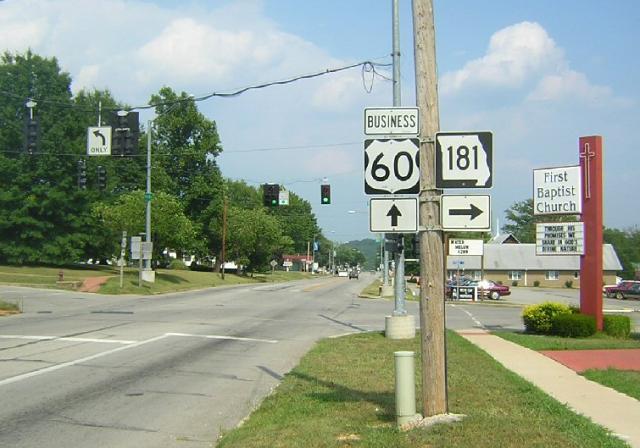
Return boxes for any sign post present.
[579,136,603,330]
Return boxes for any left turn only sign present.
[369,197,418,233]
[87,126,112,156]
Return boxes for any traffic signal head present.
[321,184,331,204]
[97,165,107,191]
[77,159,87,189]
[263,184,279,206]
[24,118,39,155]
[111,111,139,156]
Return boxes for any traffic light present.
[77,159,87,189]
[111,111,139,156]
[263,184,279,206]
[321,184,331,204]
[24,118,39,155]
[97,165,107,191]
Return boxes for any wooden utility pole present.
[221,196,227,280]
[413,0,447,416]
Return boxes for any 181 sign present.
[436,132,493,188]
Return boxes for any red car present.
[475,280,511,300]
[605,281,640,299]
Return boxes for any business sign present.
[449,239,484,256]
[450,286,477,301]
[369,197,419,233]
[435,131,493,188]
[364,138,420,194]
[364,107,419,136]
[87,126,112,156]
[533,165,582,215]
[536,222,584,255]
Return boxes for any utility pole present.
[392,0,406,315]
[142,119,155,282]
[221,195,227,280]
[413,0,447,416]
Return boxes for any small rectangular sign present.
[141,242,153,260]
[87,126,112,156]
[533,165,582,215]
[130,236,141,260]
[441,195,491,231]
[536,222,584,255]
[449,239,484,256]
[364,107,419,136]
[451,286,477,301]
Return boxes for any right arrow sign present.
[441,195,491,231]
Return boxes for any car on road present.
[604,280,640,299]
[348,269,359,279]
[613,282,640,300]
[476,280,511,300]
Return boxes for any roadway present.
[0,275,638,447]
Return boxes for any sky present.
[1,0,638,243]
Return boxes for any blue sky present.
[1,0,638,242]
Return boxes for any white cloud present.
[304,149,357,176]
[440,21,563,94]
[527,70,630,106]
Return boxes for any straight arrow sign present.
[441,195,491,231]
[370,197,418,233]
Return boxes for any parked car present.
[348,269,359,279]
[604,280,640,299]
[613,282,640,300]
[475,280,511,300]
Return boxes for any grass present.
[494,331,640,351]
[0,299,20,315]
[0,264,315,295]
[360,279,419,301]
[582,368,640,401]
[216,331,626,448]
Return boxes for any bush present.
[551,313,597,338]
[190,262,213,272]
[564,279,573,289]
[511,280,518,287]
[533,280,540,287]
[522,302,572,334]
[168,259,188,270]
[603,315,631,339]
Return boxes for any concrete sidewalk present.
[458,329,640,448]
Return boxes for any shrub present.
[533,280,540,287]
[551,313,597,338]
[190,262,213,272]
[603,315,631,339]
[564,279,573,289]
[168,259,188,270]
[522,302,572,334]
[511,280,518,287]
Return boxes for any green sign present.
[144,193,153,202]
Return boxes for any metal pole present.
[392,0,406,315]
[145,120,152,270]
[413,0,447,416]
[221,195,227,280]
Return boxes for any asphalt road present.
[1,276,638,447]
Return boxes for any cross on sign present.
[579,142,595,199]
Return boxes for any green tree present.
[150,87,224,259]
[503,199,577,243]
[93,190,196,262]
[604,227,640,279]
[335,245,365,267]
[269,190,320,253]
[226,206,290,273]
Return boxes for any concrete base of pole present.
[385,315,416,339]
[380,284,394,297]
[399,413,466,432]
[140,269,155,283]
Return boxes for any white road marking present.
[0,335,136,344]
[166,332,278,344]
[450,304,485,329]
[0,334,170,387]
[0,332,278,387]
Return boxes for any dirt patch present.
[79,276,113,293]
[541,349,640,372]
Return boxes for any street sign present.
[130,236,141,260]
[364,138,420,194]
[370,197,418,233]
[435,131,492,188]
[536,222,584,255]
[533,165,581,215]
[449,239,484,256]
[450,286,477,301]
[279,189,289,206]
[441,195,491,231]
[141,242,153,260]
[364,107,419,136]
[87,126,112,156]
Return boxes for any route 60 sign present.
[364,138,420,195]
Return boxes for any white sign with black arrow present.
[87,126,112,156]
[441,195,491,231]
[369,197,418,233]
